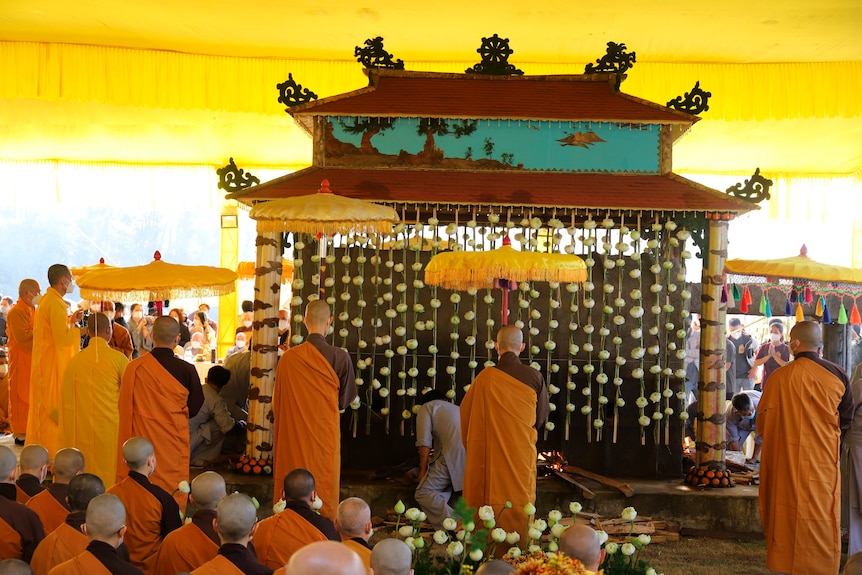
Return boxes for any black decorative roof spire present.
[355,37,405,69]
[466,34,524,76]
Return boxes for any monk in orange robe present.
[27,448,85,534]
[16,444,49,503]
[335,497,372,574]
[369,539,411,575]
[31,473,105,575]
[6,278,40,442]
[117,316,203,510]
[154,471,225,575]
[284,542,365,575]
[758,321,853,575]
[0,444,45,562]
[461,326,550,547]
[191,493,272,575]
[108,438,182,575]
[29,265,84,457]
[273,300,356,519]
[0,351,11,435]
[253,469,340,569]
[49,492,144,575]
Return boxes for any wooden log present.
[562,465,636,497]
[552,470,596,499]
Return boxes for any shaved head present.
[496,326,524,355]
[67,473,106,512]
[845,551,862,575]
[85,493,126,541]
[191,471,227,510]
[152,316,180,346]
[475,560,516,575]
[0,559,33,575]
[284,468,315,502]
[559,525,602,571]
[215,493,258,544]
[122,437,154,471]
[789,320,822,352]
[0,446,17,482]
[18,279,39,299]
[336,497,370,538]
[19,445,49,474]
[370,538,412,575]
[87,312,112,339]
[53,448,85,483]
[286,541,365,575]
[303,300,332,333]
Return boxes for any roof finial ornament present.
[276,73,318,111]
[354,37,405,70]
[217,158,260,194]
[584,41,636,90]
[466,34,524,76]
[666,81,712,115]
[725,168,773,204]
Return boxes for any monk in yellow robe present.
[0,444,45,562]
[117,316,203,510]
[16,444,49,503]
[49,492,145,575]
[61,313,128,486]
[335,497,373,574]
[28,265,83,457]
[31,473,105,575]
[253,469,340,569]
[108,438,182,575]
[461,326,550,547]
[27,448,85,534]
[7,279,40,442]
[154,471,225,575]
[758,321,853,575]
[191,493,272,575]
[273,300,356,519]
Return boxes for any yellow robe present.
[461,366,538,547]
[28,286,80,457]
[61,338,128,486]
[7,299,35,435]
[757,357,846,575]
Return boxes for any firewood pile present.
[561,513,681,543]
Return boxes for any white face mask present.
[278,320,290,331]
[770,333,782,343]
[65,279,76,295]
[235,338,247,348]
[243,320,253,328]
[0,305,8,315]
[31,294,41,306]
[132,311,143,320]
[729,330,741,339]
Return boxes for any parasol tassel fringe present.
[255,219,396,236]
[425,267,587,290]
[823,300,832,323]
[795,302,804,322]
[851,304,862,325]
[838,304,848,325]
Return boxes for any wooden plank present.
[552,470,596,499]
[562,465,636,497]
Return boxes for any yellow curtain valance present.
[2,42,860,122]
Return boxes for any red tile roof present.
[230,167,756,214]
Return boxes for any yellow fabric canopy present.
[249,179,399,236]
[70,258,113,278]
[725,245,862,285]
[236,259,294,282]
[77,251,238,301]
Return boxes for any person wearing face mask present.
[749,320,790,391]
[6,279,41,445]
[225,333,247,358]
[168,309,191,348]
[277,309,290,355]
[27,264,85,458]
[727,318,758,393]
[127,304,153,359]
[0,351,10,435]
[725,390,762,465]
[0,296,13,345]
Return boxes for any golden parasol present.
[236,259,294,283]
[70,258,114,278]
[726,245,862,286]
[425,236,587,324]
[76,251,238,302]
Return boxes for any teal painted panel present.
[326,116,660,173]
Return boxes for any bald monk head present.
[789,320,822,355]
[18,279,40,307]
[0,446,18,483]
[335,497,372,541]
[303,300,332,336]
[190,471,227,510]
[214,493,258,546]
[83,493,127,548]
[370,538,413,575]
[19,445,49,481]
[495,326,525,356]
[87,312,113,341]
[52,448,86,484]
[0,559,33,575]
[559,524,604,572]
[121,437,156,476]
[286,541,365,575]
[67,473,106,513]
[844,551,862,575]
[283,468,316,504]
[474,560,515,575]
[152,316,181,348]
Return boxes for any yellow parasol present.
[425,236,587,324]
[70,258,114,278]
[76,251,238,302]
[726,245,862,286]
[236,259,294,283]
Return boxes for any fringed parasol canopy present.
[70,258,113,278]
[726,244,862,293]
[249,179,399,236]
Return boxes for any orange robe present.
[461,367,538,544]
[27,487,70,534]
[273,343,341,519]
[0,515,24,560]
[31,523,88,575]
[0,372,10,434]
[7,299,35,435]
[108,324,134,360]
[191,554,243,575]
[117,353,190,509]
[28,286,80,456]
[341,539,371,574]
[107,476,165,574]
[758,357,846,575]
[153,518,218,575]
[252,509,328,569]
[48,550,112,575]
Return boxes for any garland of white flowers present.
[627,220,646,445]
[581,216,597,440]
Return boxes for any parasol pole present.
[497,235,515,325]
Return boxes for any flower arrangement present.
[597,506,665,575]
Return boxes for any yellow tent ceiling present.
[1,0,861,177]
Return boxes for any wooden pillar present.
[696,219,728,471]
[246,224,282,459]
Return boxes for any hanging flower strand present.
[627,221,647,444]
[581,215,597,440]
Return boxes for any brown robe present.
[0,484,46,561]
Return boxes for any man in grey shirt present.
[726,390,762,465]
